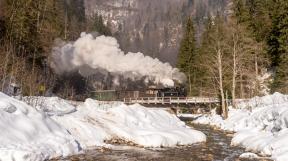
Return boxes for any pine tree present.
[0,19,4,41]
[177,17,195,73]
[234,0,250,23]
[63,0,86,40]
[270,0,288,93]
[197,16,215,96]
[176,17,197,95]
[89,14,112,36]
[248,0,271,42]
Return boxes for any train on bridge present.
[90,86,219,105]
[90,86,187,101]
[90,86,219,114]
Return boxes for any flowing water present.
[54,123,272,161]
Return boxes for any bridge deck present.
[124,97,220,105]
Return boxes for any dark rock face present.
[86,0,228,65]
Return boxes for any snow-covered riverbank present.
[189,93,288,161]
[48,98,206,149]
[0,93,79,161]
[0,93,205,161]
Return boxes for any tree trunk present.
[217,49,228,119]
[254,53,259,96]
[64,10,68,40]
[29,50,37,96]
[188,72,192,96]
[226,90,229,109]
[240,73,244,98]
[232,42,237,107]
[1,46,10,91]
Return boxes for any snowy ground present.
[0,93,79,161]
[187,93,288,161]
[0,93,205,161]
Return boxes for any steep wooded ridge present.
[84,0,228,65]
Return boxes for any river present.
[53,123,272,161]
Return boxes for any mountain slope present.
[85,0,228,65]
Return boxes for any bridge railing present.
[123,97,219,104]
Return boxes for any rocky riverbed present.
[52,123,272,161]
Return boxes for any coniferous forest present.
[177,0,288,117]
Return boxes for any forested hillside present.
[176,0,288,117]
[0,0,287,102]
[235,0,288,94]
[0,0,109,97]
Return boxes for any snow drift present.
[23,96,77,116]
[0,93,80,161]
[192,93,288,161]
[51,98,206,148]
[51,33,186,87]
[0,93,206,161]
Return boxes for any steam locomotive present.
[156,86,187,97]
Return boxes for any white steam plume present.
[51,33,186,87]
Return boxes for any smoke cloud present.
[51,33,186,87]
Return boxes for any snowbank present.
[4,94,205,160]
[192,93,288,161]
[22,96,77,116]
[0,93,80,161]
[237,92,288,109]
[52,99,206,148]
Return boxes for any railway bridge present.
[124,97,220,106]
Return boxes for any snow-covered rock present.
[192,93,288,161]
[239,152,260,159]
[0,93,80,161]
